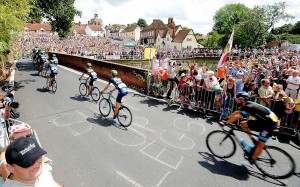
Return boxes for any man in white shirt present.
[3,137,62,187]
[285,70,300,101]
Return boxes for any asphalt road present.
[14,59,300,187]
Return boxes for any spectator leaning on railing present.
[285,70,300,101]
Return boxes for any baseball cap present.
[5,137,47,168]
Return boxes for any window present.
[187,46,191,49]
[174,46,177,50]
[167,38,169,41]
[186,38,192,41]
[158,38,160,42]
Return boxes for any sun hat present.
[5,137,47,168]
[8,123,32,136]
[282,97,294,104]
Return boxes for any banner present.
[144,48,156,60]
[217,30,234,68]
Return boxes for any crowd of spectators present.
[150,48,300,130]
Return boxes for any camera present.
[0,100,19,109]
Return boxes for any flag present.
[217,29,234,68]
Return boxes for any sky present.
[74,0,300,35]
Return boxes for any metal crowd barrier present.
[147,77,300,133]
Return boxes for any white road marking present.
[156,146,166,159]
[156,171,171,187]
[179,134,185,140]
[107,127,146,147]
[140,141,184,170]
[116,171,143,187]
[174,118,206,135]
[160,130,195,150]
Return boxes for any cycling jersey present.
[109,77,128,95]
[48,64,58,74]
[240,101,278,123]
[85,68,97,80]
[38,55,47,64]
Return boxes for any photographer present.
[0,91,19,123]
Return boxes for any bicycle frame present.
[220,124,274,160]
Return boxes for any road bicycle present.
[46,76,57,93]
[79,78,101,102]
[98,92,132,127]
[206,123,296,179]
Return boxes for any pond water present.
[116,58,219,71]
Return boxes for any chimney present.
[127,24,130,27]
[79,21,81,26]
[31,20,37,24]
[88,21,90,24]
[94,14,98,18]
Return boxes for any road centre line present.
[116,171,143,187]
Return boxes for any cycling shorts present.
[49,73,56,78]
[116,92,127,103]
[89,79,94,86]
[247,119,277,142]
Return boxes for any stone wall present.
[49,53,148,88]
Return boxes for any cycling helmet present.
[87,63,92,67]
[53,54,56,57]
[236,92,251,100]
[111,70,118,76]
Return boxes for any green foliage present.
[213,3,249,34]
[137,18,147,28]
[206,31,223,48]
[291,21,300,35]
[34,0,81,38]
[182,26,189,30]
[0,0,31,61]
[112,24,125,27]
[211,2,293,48]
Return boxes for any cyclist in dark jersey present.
[79,63,97,96]
[101,70,128,123]
[220,92,278,167]
[47,60,58,86]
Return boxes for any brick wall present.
[49,53,148,88]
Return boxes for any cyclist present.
[219,92,278,167]
[36,51,47,76]
[32,46,39,62]
[47,60,58,87]
[79,63,98,96]
[50,54,59,65]
[101,70,128,123]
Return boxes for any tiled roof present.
[88,24,104,31]
[142,19,166,31]
[172,29,192,43]
[25,23,51,31]
[71,25,86,35]
[122,25,138,33]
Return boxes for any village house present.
[120,24,141,41]
[85,24,105,37]
[105,24,126,38]
[141,18,200,50]
[25,20,52,34]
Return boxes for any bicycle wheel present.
[99,98,111,117]
[118,106,132,127]
[52,80,57,93]
[206,130,236,158]
[255,145,295,179]
[79,83,87,96]
[91,87,101,102]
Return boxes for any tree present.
[213,3,250,34]
[212,2,293,47]
[0,0,31,82]
[291,21,300,35]
[137,18,147,28]
[32,0,81,38]
[0,0,31,59]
